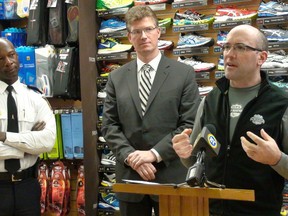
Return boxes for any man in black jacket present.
[172,24,288,216]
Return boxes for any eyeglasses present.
[221,43,263,53]
[129,26,158,36]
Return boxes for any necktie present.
[139,64,152,116]
[5,85,20,174]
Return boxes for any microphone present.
[185,124,220,187]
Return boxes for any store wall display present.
[93,0,288,215]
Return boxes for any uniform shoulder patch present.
[27,85,43,94]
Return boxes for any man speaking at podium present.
[172,25,288,216]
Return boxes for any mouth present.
[226,62,237,68]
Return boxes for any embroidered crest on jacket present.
[250,114,265,125]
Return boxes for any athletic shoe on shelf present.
[98,136,106,143]
[216,30,228,46]
[99,17,126,33]
[103,172,116,183]
[262,50,288,69]
[217,55,224,71]
[158,39,174,50]
[98,38,132,54]
[261,28,288,42]
[258,1,288,17]
[178,56,216,72]
[101,179,114,187]
[159,17,172,28]
[101,150,116,165]
[214,6,258,23]
[134,0,168,5]
[101,62,122,73]
[176,33,214,48]
[98,201,120,211]
[173,9,215,26]
[96,0,134,11]
[98,88,107,98]
[100,192,120,211]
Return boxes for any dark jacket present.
[202,72,288,216]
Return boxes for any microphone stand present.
[186,150,226,189]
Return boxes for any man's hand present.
[31,121,46,131]
[241,129,282,166]
[172,128,193,159]
[127,150,156,170]
[135,163,156,181]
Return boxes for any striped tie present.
[139,64,152,116]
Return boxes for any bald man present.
[172,25,288,215]
[0,38,56,215]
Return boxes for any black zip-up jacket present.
[202,72,288,216]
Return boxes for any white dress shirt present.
[0,80,56,172]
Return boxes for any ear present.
[127,32,132,43]
[257,51,268,67]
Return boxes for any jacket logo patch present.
[250,114,265,125]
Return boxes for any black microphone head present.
[191,124,220,157]
[205,124,216,135]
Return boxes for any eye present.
[222,44,231,51]
[131,29,141,35]
[145,27,154,33]
[235,44,246,52]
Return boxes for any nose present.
[4,56,13,65]
[140,30,148,38]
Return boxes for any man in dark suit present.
[101,5,200,216]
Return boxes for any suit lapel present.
[127,61,143,117]
[145,56,170,113]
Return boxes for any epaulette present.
[27,85,43,94]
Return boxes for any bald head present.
[228,25,268,51]
[0,38,15,50]
[0,38,19,85]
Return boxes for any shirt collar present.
[0,79,21,94]
[137,51,162,73]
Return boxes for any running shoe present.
[262,50,288,69]
[100,192,120,211]
[98,88,107,98]
[98,136,106,143]
[159,18,172,28]
[216,30,228,46]
[99,17,126,33]
[217,55,224,71]
[178,56,216,72]
[158,39,174,50]
[98,38,132,54]
[98,201,120,211]
[176,34,214,48]
[103,172,116,183]
[134,0,168,5]
[258,1,288,17]
[101,150,116,165]
[96,0,134,11]
[173,9,215,26]
[214,6,258,23]
[261,28,288,42]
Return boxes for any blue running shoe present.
[217,30,228,46]
[100,192,120,211]
[176,34,214,48]
[258,1,288,17]
[261,28,288,42]
[99,17,126,33]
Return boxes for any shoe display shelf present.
[90,1,288,215]
[256,2,288,84]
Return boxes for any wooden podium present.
[113,183,254,216]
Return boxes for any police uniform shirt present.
[0,80,56,172]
